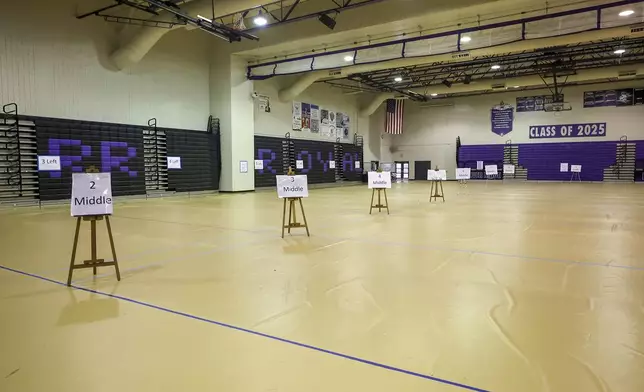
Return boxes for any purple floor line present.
[0,264,490,392]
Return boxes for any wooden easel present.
[280,167,310,238]
[67,166,120,286]
[281,197,310,237]
[430,179,445,202]
[370,188,389,214]
[67,214,121,286]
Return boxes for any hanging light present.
[619,10,635,17]
[614,48,626,54]
[254,11,268,26]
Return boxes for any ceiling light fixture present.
[394,76,403,82]
[491,65,501,70]
[254,11,268,26]
[614,48,626,54]
[619,10,635,17]
[430,93,438,97]
[460,35,472,43]
[343,55,354,62]
[318,13,337,30]
[513,85,520,88]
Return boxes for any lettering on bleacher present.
[46,138,138,177]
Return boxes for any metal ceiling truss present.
[332,38,644,100]
[213,0,387,32]
[77,0,258,42]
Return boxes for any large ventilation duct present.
[110,0,269,70]
[359,64,644,115]
[279,24,644,102]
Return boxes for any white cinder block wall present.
[377,81,644,179]
[0,0,211,130]
[253,77,380,163]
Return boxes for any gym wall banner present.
[491,104,514,136]
[529,123,606,139]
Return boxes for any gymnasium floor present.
[1,181,643,392]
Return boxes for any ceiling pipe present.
[110,0,271,70]
[278,25,643,101]
[277,72,324,101]
[359,92,394,116]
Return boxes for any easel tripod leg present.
[67,217,81,286]
[90,219,97,276]
[281,198,287,238]
[298,198,310,237]
[370,189,375,214]
[378,189,382,212]
[383,189,390,215]
[105,216,121,281]
[288,199,294,233]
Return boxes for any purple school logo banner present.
[44,138,139,178]
[491,105,514,136]
[529,123,606,139]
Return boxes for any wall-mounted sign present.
[167,157,181,169]
[516,95,563,112]
[254,160,263,170]
[239,160,248,173]
[529,123,606,139]
[38,155,61,171]
[503,164,515,174]
[491,104,514,136]
[584,88,644,108]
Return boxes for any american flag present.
[385,99,404,134]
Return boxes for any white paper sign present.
[240,160,248,173]
[355,161,361,169]
[71,173,113,217]
[329,161,336,169]
[167,157,181,169]
[485,165,498,176]
[38,155,61,171]
[571,165,582,173]
[427,170,447,181]
[560,163,569,172]
[368,171,392,189]
[296,160,304,169]
[276,175,309,198]
[503,164,515,174]
[254,160,264,170]
[477,161,484,170]
[456,168,471,180]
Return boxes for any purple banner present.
[491,105,514,136]
[529,123,606,139]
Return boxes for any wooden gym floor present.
[1,181,644,392]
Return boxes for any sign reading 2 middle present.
[529,122,606,139]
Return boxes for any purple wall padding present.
[458,144,504,169]
[635,141,644,160]
[458,140,644,181]
[518,141,616,181]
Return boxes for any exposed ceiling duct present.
[278,23,644,102]
[358,64,644,116]
[109,0,270,70]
